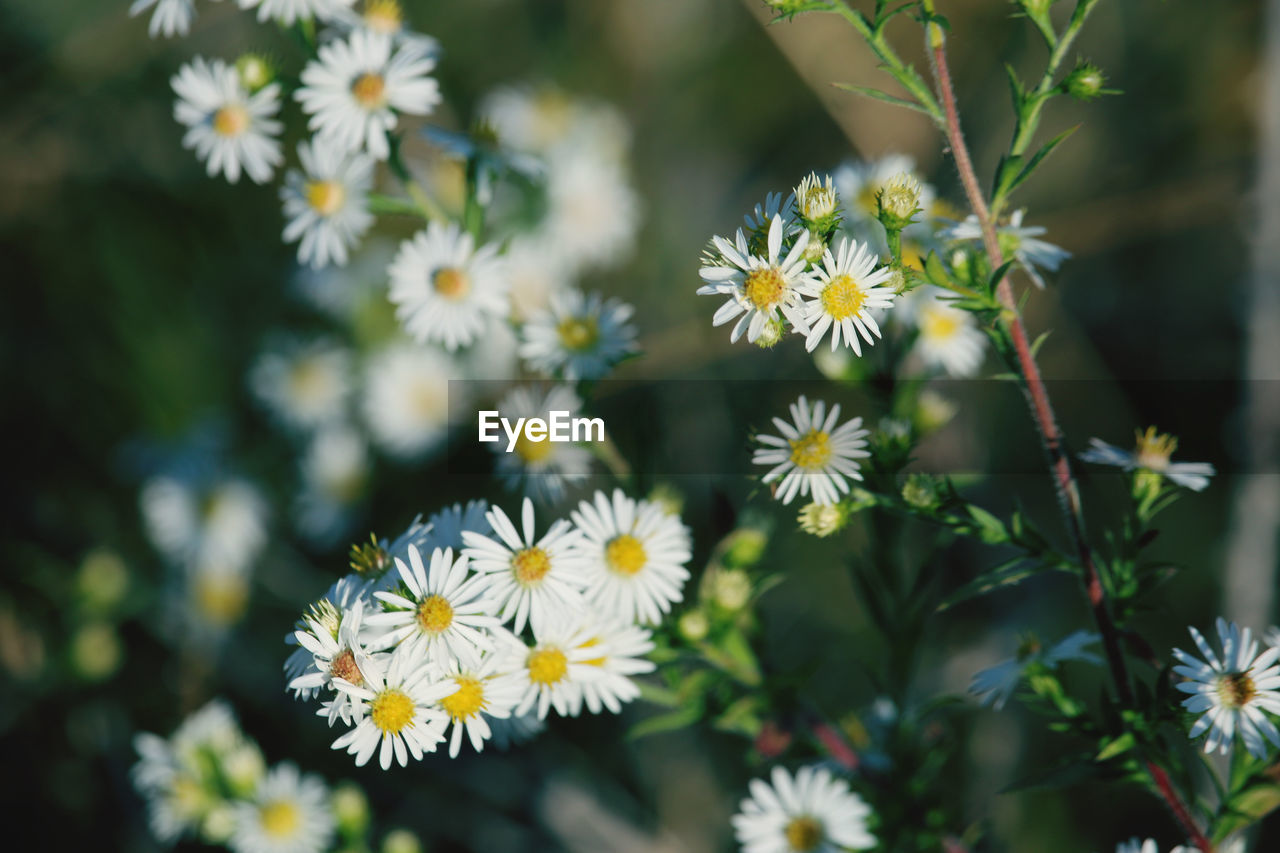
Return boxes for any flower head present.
[230,763,335,853]
[519,289,637,381]
[1172,618,1280,757]
[1079,427,1216,491]
[796,235,895,354]
[970,630,1100,710]
[753,396,870,506]
[281,138,375,269]
[732,765,875,853]
[171,57,283,184]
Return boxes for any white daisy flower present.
[326,0,440,56]
[732,765,876,853]
[1079,427,1216,492]
[284,575,369,696]
[834,154,936,231]
[570,489,692,626]
[360,342,457,460]
[1114,840,1197,853]
[518,289,637,381]
[907,287,986,377]
[388,221,509,351]
[491,385,593,503]
[461,497,589,634]
[796,235,895,354]
[230,763,334,853]
[970,630,1100,710]
[697,215,814,345]
[130,0,196,38]
[744,190,799,238]
[436,645,526,758]
[367,545,501,668]
[295,29,440,161]
[239,0,352,26]
[479,86,630,159]
[290,598,376,724]
[512,619,604,719]
[753,396,870,506]
[171,58,283,185]
[422,500,492,551]
[1172,618,1280,758]
[538,149,640,273]
[249,336,352,432]
[281,138,375,269]
[330,644,452,768]
[574,619,656,715]
[940,209,1070,289]
[140,476,269,572]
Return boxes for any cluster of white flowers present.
[133,701,338,853]
[698,160,1068,378]
[284,491,692,767]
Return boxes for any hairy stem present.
[920,7,1211,849]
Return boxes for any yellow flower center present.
[1218,672,1257,709]
[820,273,868,321]
[259,799,301,838]
[416,594,454,634]
[742,267,786,310]
[363,0,403,33]
[305,179,346,216]
[212,104,250,137]
[329,648,364,685]
[788,429,832,470]
[557,316,599,351]
[920,305,961,342]
[370,688,415,734]
[527,647,568,685]
[514,434,553,463]
[605,534,647,576]
[512,547,552,585]
[1133,426,1177,472]
[784,816,824,852]
[351,72,387,108]
[440,676,486,720]
[432,266,470,301]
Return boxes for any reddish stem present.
[925,27,1213,853]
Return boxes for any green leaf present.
[1094,732,1135,762]
[832,82,933,117]
[1028,329,1052,360]
[922,251,953,287]
[1212,783,1280,843]
[966,504,1008,544]
[991,154,1025,205]
[936,557,1039,612]
[1003,126,1080,201]
[627,705,703,740]
[1003,62,1024,111]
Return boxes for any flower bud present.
[753,317,784,349]
[647,483,685,516]
[914,390,957,435]
[235,54,275,93]
[77,549,129,613]
[795,172,839,224]
[797,502,846,538]
[382,829,422,853]
[876,173,922,231]
[1063,60,1107,101]
[902,473,942,510]
[70,622,121,681]
[712,569,753,611]
[331,782,370,836]
[201,804,237,844]
[223,742,265,797]
[678,609,710,642]
[722,528,767,567]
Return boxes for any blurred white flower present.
[905,286,986,377]
[732,765,876,853]
[970,630,1100,710]
[1079,427,1216,491]
[140,476,268,573]
[130,0,196,38]
[172,57,283,184]
[539,149,640,274]
[281,138,375,269]
[229,763,334,853]
[519,289,637,381]
[940,209,1069,289]
[326,0,440,56]
[250,337,352,432]
[360,343,456,460]
[490,385,592,503]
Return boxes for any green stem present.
[827,1,945,125]
[385,138,448,222]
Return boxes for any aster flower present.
[171,57,283,184]
[360,343,457,460]
[435,644,526,758]
[422,500,492,552]
[940,209,1069,289]
[295,29,440,161]
[906,287,986,377]
[491,385,593,504]
[238,0,352,25]
[280,138,374,269]
[796,235,895,354]
[388,221,509,351]
[326,0,440,56]
[366,545,501,668]
[574,619,656,715]
[130,0,196,38]
[1113,841,1198,853]
[479,85,630,160]
[753,396,870,506]
[732,765,876,853]
[794,172,839,223]
[461,497,589,634]
[501,236,573,322]
[330,644,452,768]
[1079,427,1216,491]
[293,425,369,544]
[1172,618,1280,758]
[538,149,640,274]
[970,630,1100,710]
[284,575,370,700]
[697,215,814,345]
[744,190,798,237]
[834,154,936,233]
[570,489,692,626]
[512,619,604,719]
[229,763,334,853]
[249,336,352,432]
[290,598,376,724]
[518,289,637,381]
[140,475,269,573]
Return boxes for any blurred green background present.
[1,0,1274,850]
